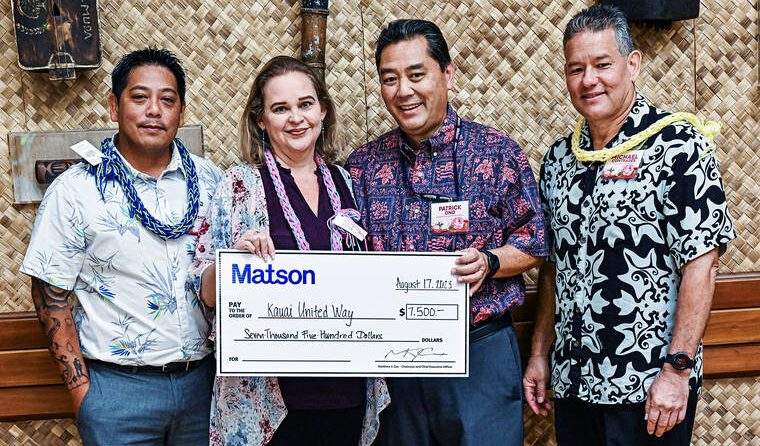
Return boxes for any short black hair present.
[111,47,187,105]
[375,19,451,71]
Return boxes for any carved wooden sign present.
[9,125,205,204]
[11,0,101,80]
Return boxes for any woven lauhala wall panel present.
[695,0,760,273]
[1,1,757,311]
[0,377,757,445]
[0,0,303,312]
[326,0,371,160]
[0,2,758,443]
[0,1,34,314]
[0,419,80,446]
[0,0,382,313]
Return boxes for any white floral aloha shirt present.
[189,164,390,446]
[21,143,222,366]
[540,95,735,404]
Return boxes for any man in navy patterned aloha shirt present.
[21,48,222,445]
[346,19,547,446]
[524,6,735,446]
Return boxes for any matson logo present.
[231,264,316,285]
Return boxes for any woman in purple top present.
[191,57,389,446]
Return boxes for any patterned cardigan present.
[189,164,390,446]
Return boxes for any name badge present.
[70,140,103,166]
[602,150,643,179]
[430,200,469,234]
[332,214,367,241]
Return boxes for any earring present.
[260,129,266,150]
[319,122,326,151]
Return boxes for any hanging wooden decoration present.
[10,0,101,81]
[600,0,700,21]
[301,0,329,81]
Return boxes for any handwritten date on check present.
[216,250,470,377]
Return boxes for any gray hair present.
[563,4,635,55]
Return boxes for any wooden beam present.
[703,343,760,378]
[0,349,62,388]
[0,312,47,351]
[0,271,757,422]
[514,273,760,319]
[0,344,753,422]
[704,308,760,346]
[0,385,73,421]
[713,272,760,310]
[8,271,754,349]
[515,322,760,377]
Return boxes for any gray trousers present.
[376,325,523,446]
[76,355,214,446]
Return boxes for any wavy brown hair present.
[240,55,338,166]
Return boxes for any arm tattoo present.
[36,281,70,311]
[31,278,89,390]
[45,318,61,340]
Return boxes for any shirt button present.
[432,151,438,157]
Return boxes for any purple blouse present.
[261,161,365,410]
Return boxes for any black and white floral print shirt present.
[540,95,735,404]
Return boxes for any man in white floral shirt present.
[21,48,222,445]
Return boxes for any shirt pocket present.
[595,176,666,246]
[465,192,504,247]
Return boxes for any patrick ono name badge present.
[602,150,643,180]
[430,200,469,234]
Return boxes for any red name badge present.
[430,200,470,234]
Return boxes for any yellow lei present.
[571,112,721,163]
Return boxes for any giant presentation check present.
[216,250,469,377]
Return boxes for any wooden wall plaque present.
[11,0,101,80]
[8,125,205,204]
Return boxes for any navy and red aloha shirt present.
[346,105,548,325]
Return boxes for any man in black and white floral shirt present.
[523,5,735,446]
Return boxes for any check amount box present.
[404,304,459,321]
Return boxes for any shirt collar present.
[579,93,655,151]
[112,134,186,180]
[398,104,459,161]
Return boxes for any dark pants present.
[554,389,699,446]
[268,406,365,446]
[77,356,214,446]
[376,325,523,446]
